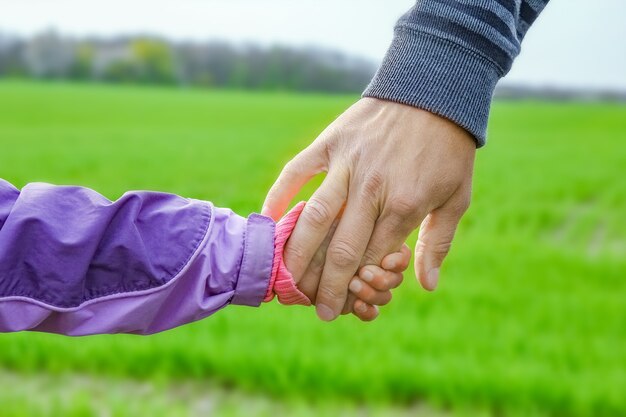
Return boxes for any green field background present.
[0,81,624,416]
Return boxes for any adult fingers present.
[283,168,348,282]
[342,292,358,315]
[414,187,470,291]
[361,199,425,267]
[294,216,340,303]
[261,144,327,221]
[315,198,377,321]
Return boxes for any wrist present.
[264,201,311,306]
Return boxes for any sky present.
[0,0,624,90]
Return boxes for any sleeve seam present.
[229,215,247,303]
[166,200,213,284]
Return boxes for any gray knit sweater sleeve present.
[363,0,549,146]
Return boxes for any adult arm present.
[263,0,550,321]
[364,0,550,144]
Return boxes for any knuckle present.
[305,198,333,227]
[317,284,345,304]
[422,240,452,257]
[433,241,453,255]
[386,196,423,229]
[429,178,456,199]
[323,125,342,143]
[388,196,421,219]
[318,124,348,158]
[454,193,472,215]
[362,246,382,265]
[285,242,308,270]
[360,170,384,200]
[328,240,360,269]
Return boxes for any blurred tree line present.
[0,31,376,93]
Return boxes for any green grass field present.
[0,81,624,417]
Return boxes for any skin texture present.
[349,246,409,321]
[312,226,410,321]
[263,98,476,321]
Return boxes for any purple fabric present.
[0,179,275,335]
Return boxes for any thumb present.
[262,144,327,221]
[414,190,469,291]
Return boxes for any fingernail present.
[316,304,336,321]
[349,279,362,293]
[426,268,440,290]
[361,269,374,282]
[355,302,367,313]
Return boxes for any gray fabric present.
[364,0,550,146]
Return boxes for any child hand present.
[268,202,410,322]
[347,243,411,321]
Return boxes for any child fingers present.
[353,300,379,322]
[381,243,412,273]
[349,278,393,306]
[358,265,404,291]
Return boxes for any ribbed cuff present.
[264,202,311,306]
[363,27,502,146]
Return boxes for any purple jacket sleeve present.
[0,179,275,336]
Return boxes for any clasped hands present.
[263,98,477,321]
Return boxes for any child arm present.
[0,179,276,335]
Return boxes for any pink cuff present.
[263,201,311,306]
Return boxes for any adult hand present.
[263,98,476,321]
[301,215,410,321]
